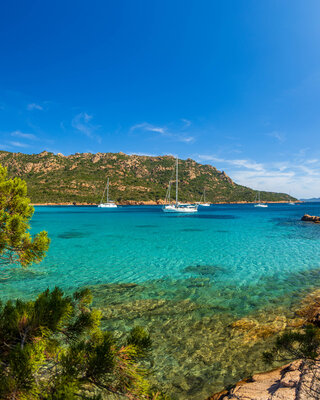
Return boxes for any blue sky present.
[1,1,320,197]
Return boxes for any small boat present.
[288,193,296,205]
[98,178,117,208]
[200,189,211,207]
[163,157,198,213]
[254,191,268,208]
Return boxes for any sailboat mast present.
[107,178,109,203]
[176,157,178,204]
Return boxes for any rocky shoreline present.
[31,200,302,206]
[208,288,320,400]
[208,360,318,400]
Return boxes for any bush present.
[0,287,166,400]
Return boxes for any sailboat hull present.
[98,203,117,208]
[163,204,198,213]
[162,157,198,213]
[98,178,118,208]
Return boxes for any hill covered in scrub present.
[0,150,295,204]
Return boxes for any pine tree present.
[0,164,50,267]
[0,287,164,400]
[0,165,168,399]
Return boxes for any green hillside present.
[0,150,295,204]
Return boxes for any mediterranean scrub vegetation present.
[0,150,295,204]
[0,164,167,400]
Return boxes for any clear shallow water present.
[2,203,320,398]
[3,203,320,298]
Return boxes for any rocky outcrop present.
[301,214,320,223]
[209,360,320,400]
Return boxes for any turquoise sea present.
[2,203,320,398]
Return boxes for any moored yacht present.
[288,193,296,205]
[163,157,198,213]
[98,178,117,208]
[199,189,210,207]
[254,191,268,208]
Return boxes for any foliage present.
[0,164,50,267]
[0,151,295,204]
[0,287,167,400]
[263,324,320,364]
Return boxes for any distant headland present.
[0,150,296,205]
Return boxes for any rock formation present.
[209,360,320,400]
[301,214,320,223]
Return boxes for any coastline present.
[31,200,303,206]
[208,360,309,400]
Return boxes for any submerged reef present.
[85,272,320,400]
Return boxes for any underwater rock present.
[231,318,257,331]
[231,315,291,342]
[183,264,225,277]
[57,231,88,239]
[100,298,200,321]
[295,289,320,325]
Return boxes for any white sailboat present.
[200,189,211,207]
[254,191,268,208]
[288,192,296,205]
[163,158,198,213]
[98,178,117,208]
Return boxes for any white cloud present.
[27,103,43,111]
[128,151,157,157]
[8,141,30,148]
[72,112,101,142]
[181,118,191,128]
[179,136,195,143]
[130,122,166,135]
[196,154,320,198]
[11,130,37,140]
[305,159,319,164]
[130,121,195,144]
[197,155,264,171]
[268,130,286,143]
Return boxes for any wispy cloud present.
[181,118,191,128]
[8,141,30,148]
[128,151,157,157]
[267,130,286,143]
[130,121,195,144]
[197,155,264,171]
[11,130,37,140]
[27,103,43,111]
[130,122,166,135]
[72,112,101,142]
[196,153,320,198]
